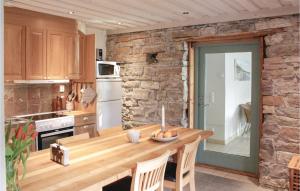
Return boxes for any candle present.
[162,105,165,131]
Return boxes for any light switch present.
[210,92,215,104]
[59,85,65,93]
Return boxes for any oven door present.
[37,127,74,150]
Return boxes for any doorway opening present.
[194,40,261,175]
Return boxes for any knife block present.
[50,143,70,166]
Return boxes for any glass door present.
[195,41,260,174]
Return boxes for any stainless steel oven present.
[37,126,74,150]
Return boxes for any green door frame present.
[194,40,261,175]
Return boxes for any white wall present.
[86,27,107,60]
[0,0,6,189]
[205,53,226,142]
[225,53,251,142]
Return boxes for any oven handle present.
[40,128,74,138]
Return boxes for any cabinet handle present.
[83,117,88,121]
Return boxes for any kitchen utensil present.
[66,101,73,111]
[81,84,96,104]
[74,83,78,102]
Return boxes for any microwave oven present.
[96,61,120,78]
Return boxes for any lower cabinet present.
[74,124,96,138]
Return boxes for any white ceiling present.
[4,0,300,34]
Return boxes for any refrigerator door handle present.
[98,112,103,128]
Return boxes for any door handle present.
[198,103,210,108]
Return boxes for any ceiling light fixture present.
[68,10,75,15]
[118,22,122,25]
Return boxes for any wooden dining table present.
[19,124,213,191]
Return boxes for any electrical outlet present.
[59,85,65,93]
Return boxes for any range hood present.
[13,80,70,84]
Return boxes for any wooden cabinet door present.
[84,34,96,82]
[26,27,47,80]
[65,33,80,79]
[78,31,85,80]
[46,30,66,79]
[4,23,26,80]
[74,124,96,138]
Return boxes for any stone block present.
[275,107,300,119]
[260,138,275,161]
[264,31,299,46]
[140,81,159,90]
[277,127,300,144]
[132,89,152,100]
[123,81,140,88]
[172,29,200,38]
[255,18,294,30]
[263,96,285,106]
[286,95,300,108]
[266,44,299,57]
[199,26,216,36]
[276,140,300,153]
[263,106,275,114]
[276,151,294,165]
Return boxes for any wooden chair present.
[56,133,90,145]
[164,136,201,191]
[103,150,170,191]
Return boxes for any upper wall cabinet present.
[4,7,81,81]
[65,33,81,79]
[47,30,67,80]
[4,23,26,81]
[26,27,47,80]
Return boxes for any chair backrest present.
[56,133,90,145]
[177,136,201,176]
[131,151,170,191]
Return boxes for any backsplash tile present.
[4,84,69,118]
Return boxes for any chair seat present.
[164,162,177,182]
[103,176,131,191]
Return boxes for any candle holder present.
[161,104,166,132]
[161,124,166,132]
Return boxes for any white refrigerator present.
[96,78,122,130]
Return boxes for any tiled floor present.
[205,133,250,157]
[166,166,271,191]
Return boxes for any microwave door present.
[98,64,114,76]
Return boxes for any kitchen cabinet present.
[65,33,80,79]
[75,124,96,138]
[4,23,26,81]
[78,31,85,79]
[4,7,81,81]
[47,30,66,80]
[74,113,97,138]
[84,34,96,82]
[26,27,47,80]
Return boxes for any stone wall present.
[106,14,300,190]
[4,84,69,118]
